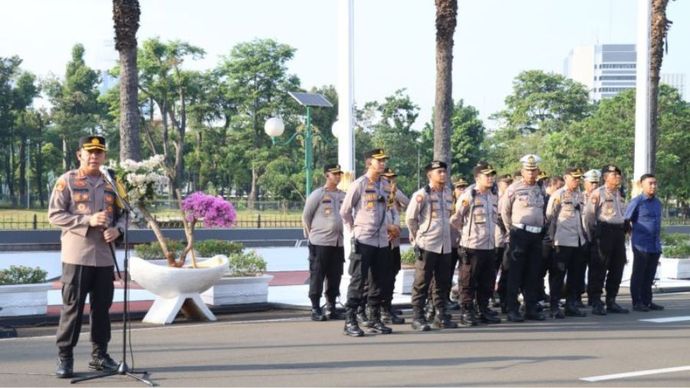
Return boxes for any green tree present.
[44,44,104,171]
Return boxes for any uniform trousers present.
[384,245,402,305]
[56,263,114,358]
[460,248,495,309]
[308,244,345,307]
[630,248,661,306]
[506,228,543,314]
[410,248,451,314]
[539,240,554,300]
[549,245,586,307]
[346,242,390,309]
[588,223,626,302]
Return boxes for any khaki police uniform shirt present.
[450,185,498,250]
[302,186,345,247]
[584,186,626,237]
[495,193,509,247]
[546,187,586,247]
[500,181,546,230]
[340,174,397,248]
[405,185,453,254]
[388,188,409,249]
[48,169,125,267]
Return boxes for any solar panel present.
[288,92,333,108]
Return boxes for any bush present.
[195,240,244,257]
[664,243,690,259]
[134,239,186,260]
[228,250,267,277]
[401,248,417,267]
[0,265,48,285]
[661,233,690,247]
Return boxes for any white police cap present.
[519,154,541,170]
[583,169,601,183]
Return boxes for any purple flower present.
[181,192,237,228]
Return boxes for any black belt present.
[600,222,624,230]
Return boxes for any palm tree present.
[434,0,457,169]
[649,0,672,173]
[113,0,141,161]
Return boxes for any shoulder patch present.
[461,199,469,207]
[415,194,424,203]
[55,178,66,192]
[554,197,561,205]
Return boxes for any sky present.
[1,0,689,130]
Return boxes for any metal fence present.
[0,213,303,230]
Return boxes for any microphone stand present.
[71,172,154,386]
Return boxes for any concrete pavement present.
[1,292,690,386]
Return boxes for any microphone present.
[99,165,117,187]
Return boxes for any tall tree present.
[44,44,103,171]
[433,0,457,168]
[649,0,672,173]
[113,0,141,162]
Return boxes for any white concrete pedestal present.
[143,293,216,324]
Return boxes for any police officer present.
[340,149,399,336]
[625,174,664,312]
[578,169,601,308]
[302,164,346,321]
[406,161,458,331]
[451,162,501,325]
[381,167,408,324]
[49,136,124,378]
[584,165,629,315]
[545,168,588,318]
[494,174,513,312]
[500,154,547,322]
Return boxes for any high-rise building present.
[564,43,685,101]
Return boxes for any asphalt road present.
[1,292,690,387]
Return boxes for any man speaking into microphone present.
[48,135,125,378]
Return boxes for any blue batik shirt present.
[624,193,662,253]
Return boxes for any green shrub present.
[664,243,690,258]
[401,248,417,267]
[661,233,690,247]
[228,250,267,277]
[195,240,244,257]
[0,265,48,285]
[134,239,186,260]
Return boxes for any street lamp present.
[416,137,423,189]
[264,92,333,196]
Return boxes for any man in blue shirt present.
[625,174,664,312]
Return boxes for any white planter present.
[201,274,273,306]
[0,283,52,317]
[130,255,228,324]
[394,268,415,295]
[659,257,690,279]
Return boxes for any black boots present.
[478,307,501,324]
[606,298,629,314]
[410,309,431,332]
[431,311,458,329]
[356,304,368,324]
[89,346,118,371]
[55,357,74,378]
[381,303,405,325]
[343,308,364,337]
[366,306,393,334]
[459,305,478,327]
[591,300,607,315]
[325,302,345,320]
[564,300,587,317]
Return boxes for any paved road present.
[1,292,689,387]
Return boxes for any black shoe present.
[446,300,461,311]
[479,312,502,324]
[89,354,119,371]
[381,308,405,325]
[550,308,565,319]
[606,301,629,314]
[648,302,664,311]
[411,317,431,332]
[368,320,393,334]
[356,308,368,324]
[564,305,587,317]
[343,321,364,337]
[325,304,345,320]
[431,316,458,329]
[506,311,524,322]
[311,307,327,321]
[525,311,546,321]
[591,302,607,316]
[459,310,478,327]
[479,307,499,317]
[55,357,74,378]
[633,304,650,312]
[575,296,585,308]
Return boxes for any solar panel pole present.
[305,106,313,195]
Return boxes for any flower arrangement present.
[113,155,237,268]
